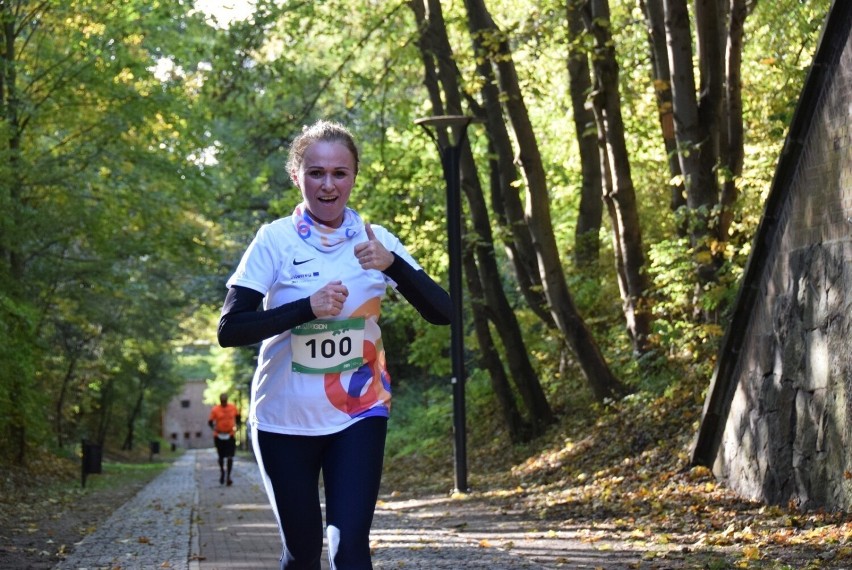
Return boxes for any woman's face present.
[292,141,356,228]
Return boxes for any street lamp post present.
[414,115,477,493]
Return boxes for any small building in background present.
[162,378,211,450]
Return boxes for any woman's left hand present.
[354,223,394,271]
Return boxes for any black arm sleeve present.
[217,285,316,348]
[383,253,452,325]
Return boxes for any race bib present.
[291,317,365,374]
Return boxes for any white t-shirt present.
[226,215,421,436]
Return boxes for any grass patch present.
[1,445,183,503]
[77,455,176,493]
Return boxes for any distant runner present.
[208,393,241,485]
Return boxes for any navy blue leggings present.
[256,417,387,570]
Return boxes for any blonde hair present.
[287,119,360,176]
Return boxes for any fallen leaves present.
[405,378,852,568]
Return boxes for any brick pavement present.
[192,447,292,570]
[55,447,629,569]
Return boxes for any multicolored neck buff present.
[292,203,364,252]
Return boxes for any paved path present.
[193,448,284,570]
[53,449,646,569]
[54,451,197,570]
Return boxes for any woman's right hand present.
[309,280,349,318]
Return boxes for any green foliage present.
[175,349,216,381]
[204,345,256,406]
[386,380,453,462]
[645,237,737,383]
[0,294,48,462]
[0,0,833,466]
[0,0,227,459]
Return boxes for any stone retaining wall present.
[695,4,852,510]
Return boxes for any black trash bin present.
[81,440,102,487]
[149,440,160,460]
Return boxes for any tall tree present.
[410,0,554,435]
[0,0,220,460]
[648,0,755,288]
[463,0,628,401]
[640,0,687,224]
[720,0,751,239]
[466,29,554,327]
[567,1,605,269]
[576,0,652,356]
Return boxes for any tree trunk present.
[122,386,145,451]
[2,3,34,466]
[660,0,752,294]
[462,232,531,442]
[95,377,115,447]
[466,24,554,327]
[664,0,719,282]
[567,0,604,269]
[695,0,725,198]
[639,0,686,222]
[463,0,628,401]
[719,0,752,240]
[461,143,555,431]
[56,357,77,449]
[577,0,652,355]
[1,5,25,278]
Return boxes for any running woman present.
[218,119,451,569]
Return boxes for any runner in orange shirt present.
[208,393,241,485]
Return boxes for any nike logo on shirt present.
[294,258,315,265]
